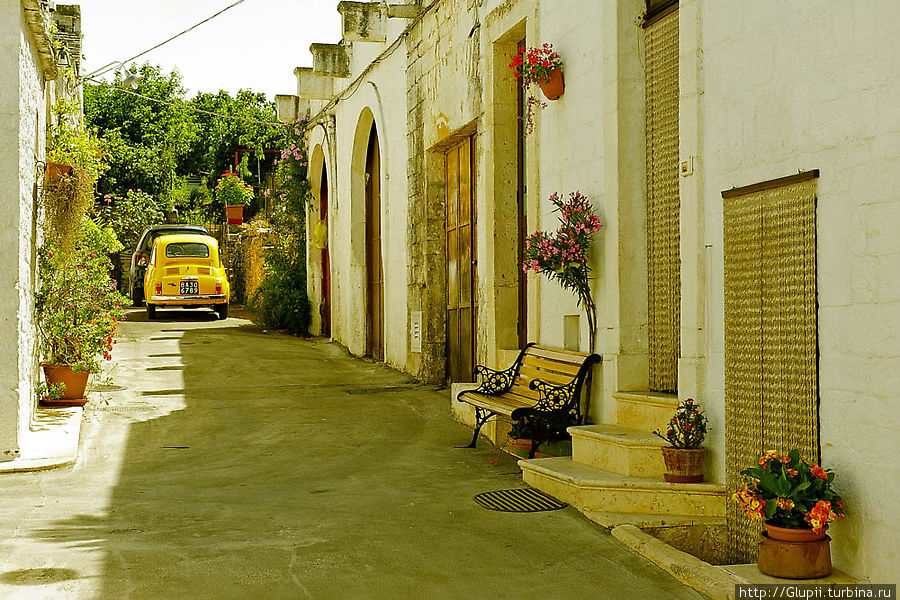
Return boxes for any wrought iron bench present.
[456,343,601,457]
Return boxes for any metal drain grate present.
[473,488,568,513]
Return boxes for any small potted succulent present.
[734,449,845,579]
[215,171,254,225]
[652,398,708,482]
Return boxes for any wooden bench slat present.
[521,355,582,375]
[460,392,532,416]
[529,345,590,363]
[519,365,577,386]
[509,383,540,400]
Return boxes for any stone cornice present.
[20,0,58,80]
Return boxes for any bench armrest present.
[528,379,578,413]
[469,364,517,396]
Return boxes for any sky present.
[76,0,343,100]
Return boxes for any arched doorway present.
[319,164,331,338]
[365,125,384,360]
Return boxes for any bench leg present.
[463,408,491,449]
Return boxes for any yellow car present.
[144,233,230,320]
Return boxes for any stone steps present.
[569,423,667,478]
[614,391,680,430]
[519,457,725,517]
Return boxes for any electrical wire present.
[83,0,249,79]
[86,77,288,128]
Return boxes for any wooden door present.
[320,166,331,337]
[446,135,477,382]
[365,127,384,360]
[516,38,528,348]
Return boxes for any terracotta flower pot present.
[45,162,73,185]
[510,438,536,459]
[765,523,827,543]
[661,446,706,483]
[758,529,832,579]
[42,364,89,403]
[226,204,245,225]
[538,68,565,100]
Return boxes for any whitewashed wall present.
[698,0,900,583]
[0,1,45,461]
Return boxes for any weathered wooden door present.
[320,166,331,338]
[446,135,477,382]
[365,127,384,360]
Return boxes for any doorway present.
[320,165,331,338]
[445,134,477,382]
[365,126,384,360]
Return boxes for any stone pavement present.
[0,308,701,599]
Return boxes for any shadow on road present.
[24,317,702,599]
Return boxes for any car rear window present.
[165,242,210,258]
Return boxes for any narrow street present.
[0,310,700,599]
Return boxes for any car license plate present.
[180,280,199,295]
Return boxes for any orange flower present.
[776,497,795,510]
[809,464,828,480]
[786,468,799,477]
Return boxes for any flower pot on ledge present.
[538,68,565,100]
[661,446,705,483]
[758,523,832,579]
[41,364,89,405]
[226,204,246,225]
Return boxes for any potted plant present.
[508,43,564,135]
[215,171,254,225]
[35,218,129,402]
[652,398,708,482]
[734,449,845,579]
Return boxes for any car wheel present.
[132,286,144,307]
[147,304,156,320]
[215,304,228,320]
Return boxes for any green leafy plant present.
[250,118,311,335]
[36,381,67,403]
[215,171,254,206]
[99,189,165,250]
[733,449,846,533]
[35,217,130,373]
[652,398,708,449]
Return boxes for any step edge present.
[519,459,727,494]
[569,425,664,448]
[614,391,681,407]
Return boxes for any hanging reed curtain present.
[645,7,681,393]
[723,173,820,562]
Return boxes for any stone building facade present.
[291,0,900,582]
[0,1,78,462]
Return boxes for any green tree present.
[84,64,195,202]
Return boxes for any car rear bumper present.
[150,294,227,304]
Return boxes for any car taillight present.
[155,283,162,295]
[216,281,222,294]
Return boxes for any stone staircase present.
[519,391,727,534]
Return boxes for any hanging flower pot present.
[45,161,73,186]
[538,68,565,101]
[226,204,245,225]
[41,364,89,402]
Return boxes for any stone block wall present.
[697,1,900,583]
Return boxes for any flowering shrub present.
[652,398,707,449]
[733,449,846,533]
[35,217,130,373]
[215,171,254,206]
[523,191,603,351]
[509,43,563,87]
[250,118,311,335]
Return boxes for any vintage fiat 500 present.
[144,233,230,320]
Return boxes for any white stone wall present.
[307,33,410,372]
[0,1,45,461]
[697,1,900,583]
